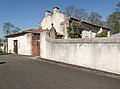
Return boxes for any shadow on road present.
[0,52,10,55]
[0,62,6,64]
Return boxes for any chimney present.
[45,11,52,17]
[53,7,59,13]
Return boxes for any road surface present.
[0,54,120,89]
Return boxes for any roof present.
[5,29,49,37]
[69,17,81,21]
[69,17,110,31]
[81,21,111,30]
[24,29,49,33]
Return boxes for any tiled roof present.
[24,29,49,33]
[5,29,49,37]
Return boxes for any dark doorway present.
[13,40,18,54]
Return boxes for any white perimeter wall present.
[8,33,32,55]
[82,30,96,38]
[40,32,120,75]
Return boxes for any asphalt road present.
[0,54,120,89]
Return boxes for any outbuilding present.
[5,29,47,56]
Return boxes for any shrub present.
[96,31,108,37]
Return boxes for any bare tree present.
[88,11,102,25]
[74,8,88,21]
[3,22,21,36]
[64,5,75,17]
[64,5,88,21]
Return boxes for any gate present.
[32,34,40,56]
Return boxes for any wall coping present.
[46,37,120,44]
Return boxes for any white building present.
[40,7,69,39]
[6,29,43,56]
[40,7,111,39]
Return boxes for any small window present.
[32,34,40,41]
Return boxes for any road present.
[0,54,120,89]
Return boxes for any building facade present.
[40,7,111,39]
[6,29,41,56]
[40,7,69,39]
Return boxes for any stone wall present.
[40,31,120,75]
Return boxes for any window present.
[32,34,40,41]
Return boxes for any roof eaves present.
[5,31,26,37]
[82,21,111,30]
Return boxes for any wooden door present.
[32,41,40,56]
[13,40,18,54]
[32,34,40,56]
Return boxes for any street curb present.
[0,53,8,55]
[36,57,120,80]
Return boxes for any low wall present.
[40,32,120,74]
